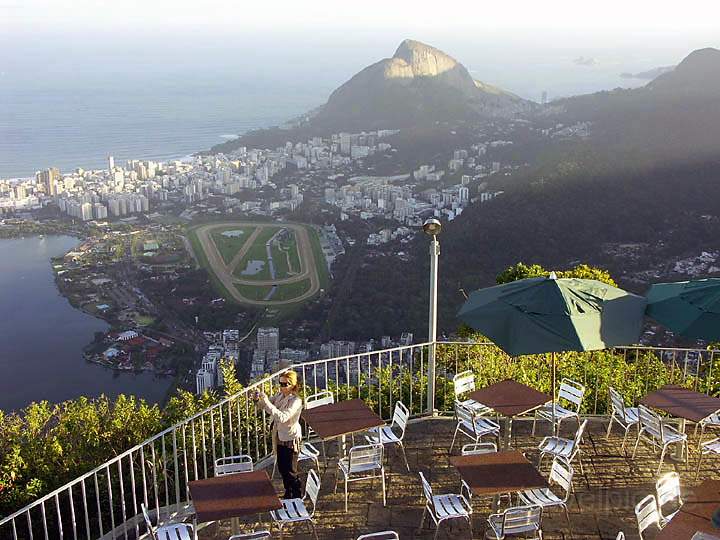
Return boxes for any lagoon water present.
[0,236,171,412]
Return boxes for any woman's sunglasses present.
[278,381,291,387]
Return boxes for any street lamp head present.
[422,218,442,237]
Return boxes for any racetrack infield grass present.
[210,226,256,265]
[272,278,312,301]
[186,227,237,302]
[231,226,284,281]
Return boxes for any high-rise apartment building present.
[256,327,279,353]
[36,167,61,196]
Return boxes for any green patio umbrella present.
[646,278,720,340]
[457,273,647,432]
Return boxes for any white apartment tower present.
[256,327,279,353]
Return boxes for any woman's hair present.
[280,369,300,394]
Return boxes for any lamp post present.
[423,218,442,415]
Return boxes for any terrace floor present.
[197,416,719,540]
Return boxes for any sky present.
[2,0,719,33]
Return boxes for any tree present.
[219,359,242,397]
[496,262,617,287]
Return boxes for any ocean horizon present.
[3,30,707,180]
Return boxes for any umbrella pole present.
[552,351,557,437]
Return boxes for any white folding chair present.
[538,419,587,476]
[461,442,497,455]
[695,436,720,479]
[356,532,399,540]
[366,401,411,471]
[305,390,335,456]
[450,401,500,453]
[517,457,573,533]
[418,471,473,540]
[486,504,543,539]
[695,411,720,447]
[606,387,640,450]
[634,494,664,540]
[533,378,585,436]
[656,471,683,524]
[336,443,386,512]
[214,454,253,476]
[632,405,688,474]
[228,532,272,540]
[270,468,320,540]
[453,370,494,416]
[142,503,194,540]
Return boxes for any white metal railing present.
[0,343,431,540]
[1,341,717,539]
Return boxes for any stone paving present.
[199,416,719,540]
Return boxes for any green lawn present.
[235,283,274,301]
[232,226,283,281]
[210,226,256,265]
[186,227,237,302]
[273,278,312,301]
[307,226,330,290]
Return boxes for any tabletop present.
[469,379,552,417]
[657,479,720,539]
[301,398,384,439]
[449,450,549,497]
[189,470,282,523]
[641,385,720,423]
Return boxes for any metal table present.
[450,449,548,510]
[469,379,552,449]
[302,398,385,456]
[657,479,720,539]
[642,385,720,459]
[189,470,281,537]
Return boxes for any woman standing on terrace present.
[255,369,304,499]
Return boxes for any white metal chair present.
[142,503,194,540]
[533,378,585,437]
[538,419,587,476]
[606,387,640,450]
[461,442,497,455]
[305,390,335,456]
[418,471,473,540]
[615,532,625,540]
[485,504,543,539]
[356,532,399,540]
[517,457,573,534]
[450,401,501,453]
[695,436,720,479]
[270,468,320,540]
[453,370,494,416]
[228,532,272,540]
[656,471,683,524]
[214,454,253,476]
[632,405,688,474]
[695,411,720,446]
[366,401,411,471]
[336,443,386,512]
[634,494,664,540]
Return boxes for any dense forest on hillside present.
[317,158,720,340]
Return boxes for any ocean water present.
[0,76,328,178]
[1,30,711,179]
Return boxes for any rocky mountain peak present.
[391,39,460,78]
